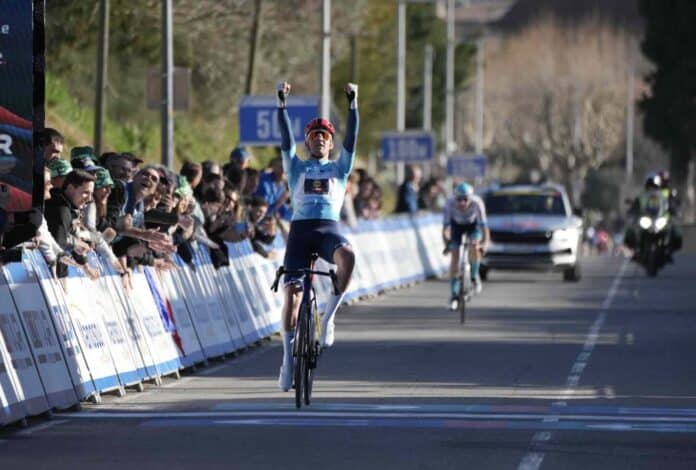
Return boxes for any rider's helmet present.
[658,169,670,189]
[454,182,474,200]
[644,173,662,190]
[304,118,335,141]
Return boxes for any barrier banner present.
[238,241,281,333]
[217,248,261,345]
[0,272,28,424]
[27,250,95,400]
[103,267,160,383]
[87,260,147,389]
[193,246,245,351]
[152,266,205,367]
[0,0,41,212]
[63,267,122,394]
[5,260,77,409]
[127,267,182,377]
[172,255,234,358]
[227,242,272,339]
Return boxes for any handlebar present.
[271,266,339,295]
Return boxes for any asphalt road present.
[2,255,696,470]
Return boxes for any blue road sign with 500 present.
[447,154,487,179]
[238,95,318,146]
[380,131,434,163]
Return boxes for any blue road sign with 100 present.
[380,131,434,163]
[447,154,487,178]
[239,95,318,146]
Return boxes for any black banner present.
[0,0,44,212]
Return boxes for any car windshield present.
[485,192,566,216]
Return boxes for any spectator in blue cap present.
[229,146,251,170]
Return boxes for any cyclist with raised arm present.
[443,182,489,311]
[276,81,359,391]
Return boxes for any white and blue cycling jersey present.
[277,107,359,221]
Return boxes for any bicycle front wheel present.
[458,273,467,325]
[294,308,308,409]
[304,302,318,406]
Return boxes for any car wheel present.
[563,264,581,282]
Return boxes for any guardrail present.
[0,213,447,426]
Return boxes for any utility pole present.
[94,0,109,156]
[423,44,433,132]
[626,54,635,186]
[161,0,174,168]
[445,0,455,165]
[244,0,262,95]
[396,0,406,182]
[475,36,485,155]
[320,0,331,119]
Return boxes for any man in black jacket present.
[44,170,96,277]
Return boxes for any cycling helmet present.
[304,118,335,139]
[454,182,474,198]
[644,173,661,190]
[658,169,670,188]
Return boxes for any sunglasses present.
[306,129,332,142]
[141,171,159,183]
[455,195,469,202]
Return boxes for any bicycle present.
[445,235,472,324]
[271,254,338,408]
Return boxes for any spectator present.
[44,170,98,278]
[38,128,65,162]
[419,177,446,212]
[70,146,99,169]
[47,159,72,189]
[202,160,221,178]
[229,146,252,169]
[245,195,277,258]
[242,168,260,196]
[394,164,422,215]
[180,161,203,191]
[254,156,290,219]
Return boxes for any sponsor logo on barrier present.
[105,321,126,345]
[0,312,25,354]
[80,323,106,350]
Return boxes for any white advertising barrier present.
[97,261,160,384]
[4,259,78,410]
[153,265,206,368]
[192,245,245,352]
[239,241,282,332]
[128,267,182,378]
[227,242,272,341]
[26,250,96,400]
[229,242,276,338]
[0,273,30,425]
[63,265,123,394]
[172,255,234,358]
[218,244,263,345]
[90,258,149,390]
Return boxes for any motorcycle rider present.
[657,170,682,259]
[624,173,669,258]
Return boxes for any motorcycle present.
[634,203,671,277]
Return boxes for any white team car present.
[481,184,583,282]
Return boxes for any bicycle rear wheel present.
[303,301,318,406]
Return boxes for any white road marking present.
[57,410,696,423]
[15,419,67,436]
[517,260,628,470]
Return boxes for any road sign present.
[238,96,318,146]
[447,154,487,178]
[380,131,435,163]
[146,67,191,111]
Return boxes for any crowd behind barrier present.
[0,213,447,426]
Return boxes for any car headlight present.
[655,216,668,230]
[639,216,652,229]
